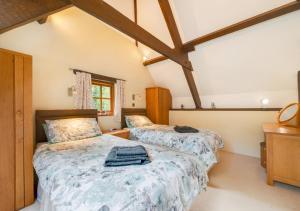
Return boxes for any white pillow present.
[45,118,101,144]
[125,115,153,128]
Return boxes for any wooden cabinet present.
[146,87,172,125]
[0,48,34,211]
[263,123,300,187]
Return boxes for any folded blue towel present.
[116,145,148,157]
[104,146,151,167]
[174,125,199,133]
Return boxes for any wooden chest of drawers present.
[263,123,300,187]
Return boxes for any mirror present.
[277,103,300,127]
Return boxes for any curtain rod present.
[69,68,126,82]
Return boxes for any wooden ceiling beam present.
[183,0,300,52]
[71,0,192,70]
[158,0,182,49]
[158,0,202,108]
[143,55,168,66]
[37,17,48,24]
[0,0,72,34]
[144,1,300,66]
[134,0,138,47]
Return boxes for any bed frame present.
[35,109,98,145]
[121,108,147,128]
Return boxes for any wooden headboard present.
[35,109,98,145]
[121,108,147,128]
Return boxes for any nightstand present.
[103,129,130,139]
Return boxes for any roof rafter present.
[0,0,193,70]
[133,0,138,47]
[144,0,300,66]
[70,0,192,70]
[158,0,202,108]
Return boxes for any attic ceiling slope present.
[0,0,72,34]
[144,0,300,66]
[70,0,192,69]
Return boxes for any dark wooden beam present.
[134,0,138,47]
[37,16,48,24]
[144,1,300,66]
[0,0,72,34]
[183,1,300,51]
[71,0,192,70]
[158,0,201,108]
[143,55,168,66]
[158,0,182,49]
[182,66,202,108]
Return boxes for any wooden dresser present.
[146,87,172,125]
[0,48,34,210]
[263,123,300,187]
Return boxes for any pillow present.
[42,123,51,142]
[45,118,102,144]
[125,115,153,128]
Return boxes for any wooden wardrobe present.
[0,48,34,211]
[146,87,172,125]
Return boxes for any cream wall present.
[170,111,277,158]
[0,7,154,130]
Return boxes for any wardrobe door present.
[146,88,159,123]
[23,55,34,206]
[158,89,171,125]
[0,51,15,211]
[15,55,25,210]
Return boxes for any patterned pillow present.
[45,118,102,144]
[125,115,153,128]
[42,123,51,142]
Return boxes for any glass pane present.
[102,99,111,111]
[92,85,101,97]
[102,86,111,98]
[93,98,101,111]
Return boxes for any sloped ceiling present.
[1,0,299,108]
[136,0,300,108]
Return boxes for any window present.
[92,80,114,116]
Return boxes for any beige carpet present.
[190,151,300,211]
[22,151,300,211]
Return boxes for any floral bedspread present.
[129,125,224,169]
[33,135,209,211]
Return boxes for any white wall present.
[170,111,277,158]
[145,0,300,108]
[0,7,154,130]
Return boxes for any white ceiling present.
[106,0,300,108]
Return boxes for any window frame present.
[92,80,115,116]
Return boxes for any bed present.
[121,108,224,170]
[34,109,210,211]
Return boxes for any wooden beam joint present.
[37,16,48,24]
[71,0,192,70]
[158,0,201,108]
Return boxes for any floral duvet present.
[33,135,209,211]
[129,124,224,169]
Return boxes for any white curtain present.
[114,80,125,122]
[74,72,94,109]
